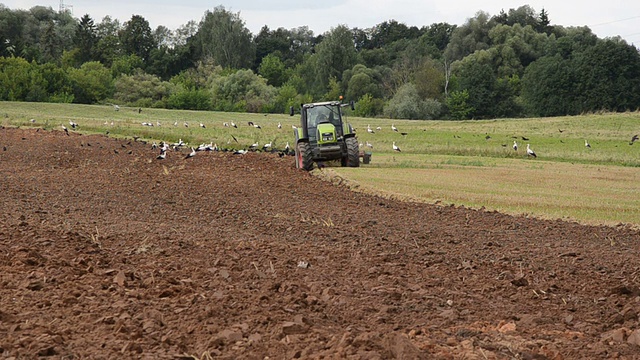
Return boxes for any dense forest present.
[1,4,640,119]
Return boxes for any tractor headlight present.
[322,132,334,141]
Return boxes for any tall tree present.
[521,55,578,116]
[368,20,422,49]
[253,26,292,70]
[423,22,457,52]
[94,16,122,66]
[573,38,640,112]
[444,11,493,61]
[313,25,358,94]
[74,14,97,64]
[119,15,156,63]
[41,19,62,63]
[196,6,255,69]
[537,8,552,34]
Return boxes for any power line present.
[591,15,640,27]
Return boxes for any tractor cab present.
[290,100,360,171]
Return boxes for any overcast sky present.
[2,0,639,45]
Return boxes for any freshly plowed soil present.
[1,127,640,359]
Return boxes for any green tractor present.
[290,99,361,170]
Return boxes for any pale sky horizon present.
[2,0,639,45]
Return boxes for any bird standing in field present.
[185,147,196,159]
[391,124,398,132]
[513,140,518,151]
[585,139,591,148]
[393,142,401,152]
[526,144,537,158]
[630,134,638,145]
[200,122,206,128]
[277,122,282,129]
[367,125,375,134]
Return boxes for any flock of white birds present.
[49,105,640,163]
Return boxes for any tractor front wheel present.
[343,137,360,167]
[296,142,314,171]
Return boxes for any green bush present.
[384,83,442,119]
[166,88,212,110]
[113,71,173,106]
[355,93,384,117]
[67,61,114,104]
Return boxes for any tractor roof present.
[302,101,342,109]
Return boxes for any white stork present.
[367,125,375,134]
[277,122,282,129]
[393,142,401,152]
[585,139,591,148]
[513,140,518,151]
[391,124,398,132]
[185,147,196,159]
[526,144,537,158]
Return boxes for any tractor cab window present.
[306,105,342,141]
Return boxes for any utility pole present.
[59,0,73,14]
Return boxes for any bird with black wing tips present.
[185,147,196,159]
[527,144,537,158]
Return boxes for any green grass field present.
[2,102,640,226]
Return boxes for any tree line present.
[1,4,639,119]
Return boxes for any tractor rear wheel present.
[343,137,360,167]
[296,142,314,171]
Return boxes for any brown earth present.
[1,127,640,359]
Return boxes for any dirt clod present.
[1,128,640,358]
